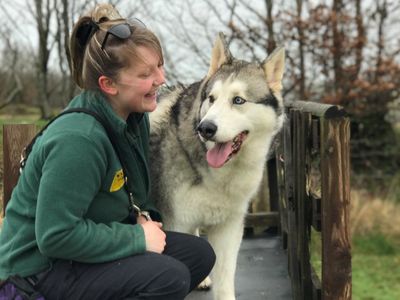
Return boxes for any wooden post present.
[2,124,37,216]
[280,107,293,250]
[276,128,289,249]
[320,118,352,300]
[287,110,301,299]
[296,111,313,300]
[267,157,279,213]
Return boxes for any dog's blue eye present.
[233,96,246,105]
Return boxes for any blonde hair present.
[69,4,164,90]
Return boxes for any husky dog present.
[149,32,285,300]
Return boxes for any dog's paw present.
[196,276,212,291]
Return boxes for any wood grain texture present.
[321,118,352,300]
[2,124,36,215]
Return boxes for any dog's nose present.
[197,121,217,139]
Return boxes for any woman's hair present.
[69,4,163,90]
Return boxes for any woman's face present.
[111,45,165,116]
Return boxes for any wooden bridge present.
[2,101,351,300]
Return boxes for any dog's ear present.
[261,46,285,93]
[207,32,233,78]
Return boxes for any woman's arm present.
[35,133,146,262]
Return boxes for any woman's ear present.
[98,75,118,95]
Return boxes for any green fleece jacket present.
[0,90,160,279]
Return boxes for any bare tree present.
[265,0,276,54]
[32,0,53,118]
[353,0,365,80]
[296,0,306,99]
[0,33,23,110]
[331,0,344,99]
[375,0,388,81]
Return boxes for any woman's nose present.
[154,67,166,86]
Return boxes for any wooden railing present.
[271,100,352,300]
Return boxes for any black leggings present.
[34,231,215,300]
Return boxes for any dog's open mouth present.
[206,131,249,168]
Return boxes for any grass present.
[310,232,400,300]
[353,256,400,300]
[350,190,400,237]
[349,121,400,300]
[310,190,400,299]
[352,234,400,300]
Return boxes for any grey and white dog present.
[149,32,285,300]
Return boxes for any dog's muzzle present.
[197,121,217,140]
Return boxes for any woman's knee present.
[194,236,216,271]
[146,258,191,299]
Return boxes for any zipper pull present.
[140,211,152,221]
[128,192,152,221]
[128,192,140,216]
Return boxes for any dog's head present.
[197,32,285,168]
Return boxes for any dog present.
[149,32,285,300]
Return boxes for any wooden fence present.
[271,100,352,300]
[1,100,351,300]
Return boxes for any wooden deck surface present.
[186,232,293,300]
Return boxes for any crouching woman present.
[0,4,215,299]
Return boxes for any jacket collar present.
[68,90,144,137]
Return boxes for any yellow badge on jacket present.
[110,169,125,192]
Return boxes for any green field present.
[310,225,400,299]
[351,234,400,300]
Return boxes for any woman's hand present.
[139,217,166,253]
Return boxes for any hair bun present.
[91,3,123,23]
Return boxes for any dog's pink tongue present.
[206,142,233,168]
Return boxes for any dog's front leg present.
[207,216,244,300]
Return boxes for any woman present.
[0,4,215,299]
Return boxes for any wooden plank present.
[276,130,288,249]
[284,108,294,203]
[292,110,313,300]
[2,124,37,216]
[293,110,303,300]
[320,118,352,300]
[267,157,279,213]
[245,212,279,228]
[287,109,301,299]
[287,100,347,119]
[287,209,298,293]
[297,112,313,300]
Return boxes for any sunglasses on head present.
[100,18,146,50]
[76,18,146,50]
